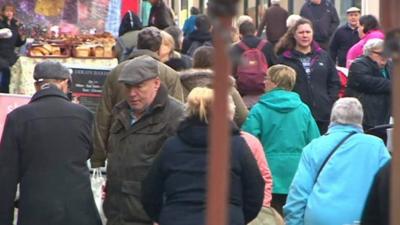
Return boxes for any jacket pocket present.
[121,180,141,196]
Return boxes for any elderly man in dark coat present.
[0,61,102,225]
[103,55,184,225]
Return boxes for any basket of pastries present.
[28,43,70,58]
[71,33,116,59]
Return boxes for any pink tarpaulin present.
[0,94,30,140]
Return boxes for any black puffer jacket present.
[278,43,340,131]
[141,117,264,225]
[0,17,25,69]
[345,56,391,128]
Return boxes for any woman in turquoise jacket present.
[242,64,320,215]
[284,97,390,225]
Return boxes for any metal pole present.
[206,0,237,225]
[381,1,400,224]
[385,29,400,225]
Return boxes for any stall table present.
[10,56,118,95]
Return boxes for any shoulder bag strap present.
[314,131,357,184]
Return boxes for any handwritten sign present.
[0,94,31,140]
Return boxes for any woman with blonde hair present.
[159,30,175,62]
[141,87,264,225]
[242,64,320,215]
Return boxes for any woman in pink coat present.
[346,15,384,68]
[241,131,284,225]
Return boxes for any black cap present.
[33,60,71,82]
[118,55,159,85]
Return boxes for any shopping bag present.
[91,168,107,224]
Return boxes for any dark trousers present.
[271,193,287,217]
[0,68,10,93]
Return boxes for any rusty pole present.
[206,0,238,225]
[380,1,400,225]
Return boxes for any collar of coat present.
[282,41,322,59]
[112,84,170,128]
[30,85,70,103]
[127,49,160,61]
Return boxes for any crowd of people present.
[0,0,393,225]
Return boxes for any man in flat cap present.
[0,60,102,225]
[103,55,184,225]
[329,6,361,67]
[91,26,184,169]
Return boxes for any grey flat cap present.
[119,55,160,85]
[33,60,71,81]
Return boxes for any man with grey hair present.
[256,0,288,44]
[346,38,391,142]
[103,55,184,225]
[0,60,102,225]
[284,97,390,225]
[91,26,184,169]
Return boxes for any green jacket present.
[103,86,184,225]
[91,50,184,168]
[242,88,320,194]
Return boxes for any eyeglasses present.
[372,51,387,57]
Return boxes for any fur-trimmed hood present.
[179,69,235,95]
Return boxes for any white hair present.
[271,0,280,4]
[330,97,364,127]
[363,38,384,56]
[286,14,302,28]
[236,15,253,28]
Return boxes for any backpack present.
[236,40,269,95]
[186,40,213,57]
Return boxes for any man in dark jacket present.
[0,3,25,93]
[329,7,361,67]
[300,0,340,50]
[148,0,175,29]
[256,0,289,45]
[346,38,391,141]
[91,27,184,169]
[0,61,102,225]
[103,56,184,225]
[181,14,213,56]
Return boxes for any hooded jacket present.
[179,69,248,126]
[242,88,320,194]
[141,117,264,225]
